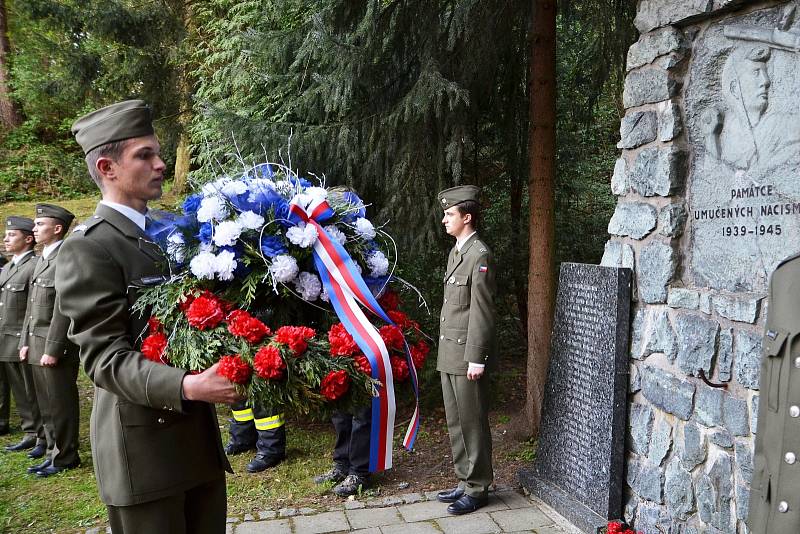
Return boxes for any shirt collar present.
[12,250,33,265]
[100,200,148,232]
[43,240,63,259]
[456,231,477,251]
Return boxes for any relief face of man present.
[721,46,771,126]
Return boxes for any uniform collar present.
[100,200,149,232]
[12,250,33,265]
[42,240,63,260]
[456,231,477,251]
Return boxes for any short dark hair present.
[455,200,481,230]
[85,139,130,189]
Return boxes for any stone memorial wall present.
[601,1,800,532]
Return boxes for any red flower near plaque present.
[141,332,168,364]
[253,345,286,380]
[226,309,271,344]
[217,354,252,384]
[320,369,351,400]
[328,323,359,356]
[389,355,409,382]
[410,340,430,369]
[378,289,400,312]
[353,354,372,375]
[275,325,316,356]
[185,292,225,330]
[147,316,163,333]
[387,310,418,331]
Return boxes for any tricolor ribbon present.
[288,196,420,472]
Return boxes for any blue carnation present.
[342,191,367,221]
[198,222,213,245]
[260,235,288,258]
[182,194,202,215]
[273,199,292,227]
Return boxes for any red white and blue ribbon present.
[288,196,420,472]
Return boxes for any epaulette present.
[72,215,104,235]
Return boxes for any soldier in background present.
[0,217,46,455]
[19,204,81,476]
[434,186,496,515]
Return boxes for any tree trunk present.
[525,0,557,438]
[0,0,21,129]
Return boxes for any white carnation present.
[320,286,330,302]
[270,254,299,283]
[306,186,328,201]
[355,217,376,239]
[237,211,265,231]
[201,177,230,197]
[167,232,185,263]
[367,250,390,277]
[286,222,318,248]
[214,250,238,281]
[196,196,229,223]
[221,180,247,198]
[213,220,243,247]
[323,225,347,245]
[290,193,313,210]
[189,251,217,280]
[247,178,276,202]
[274,180,295,195]
[294,271,322,301]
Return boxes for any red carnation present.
[186,293,225,330]
[387,310,416,330]
[379,324,404,351]
[410,340,430,369]
[328,323,359,356]
[227,310,271,344]
[353,354,372,375]
[253,345,286,380]
[320,369,351,401]
[217,354,252,384]
[141,332,168,364]
[147,316,163,333]
[275,326,316,356]
[390,355,409,382]
[378,289,400,311]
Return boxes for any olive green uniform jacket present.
[437,233,496,497]
[56,204,230,507]
[749,252,800,533]
[0,252,37,361]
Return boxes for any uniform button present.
[441,317,445,322]
[786,452,797,465]
[791,406,800,418]
[448,277,455,284]
[457,338,462,343]
[440,335,444,340]
[795,357,800,369]
[778,501,789,513]
[157,417,165,424]
[444,298,447,303]
[36,278,40,283]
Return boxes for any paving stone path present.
[223,488,579,534]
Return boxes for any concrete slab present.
[291,511,350,534]
[491,508,554,532]
[533,527,566,534]
[380,522,442,534]
[397,501,451,522]
[496,491,534,509]
[345,507,403,529]
[435,512,502,534]
[351,529,381,534]
[234,519,291,534]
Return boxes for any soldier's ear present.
[463,213,472,225]
[95,156,117,181]
[24,234,34,245]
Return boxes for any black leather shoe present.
[246,454,284,473]
[27,459,51,474]
[437,487,465,503]
[225,441,256,455]
[27,444,46,459]
[447,494,488,515]
[4,437,36,452]
[35,461,80,478]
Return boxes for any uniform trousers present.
[0,364,8,430]
[332,405,371,477]
[30,357,80,466]
[441,372,493,497]
[1,360,44,442]
[107,476,226,534]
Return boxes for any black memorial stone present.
[519,263,632,534]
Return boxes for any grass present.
[0,372,348,534]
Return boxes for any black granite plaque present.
[519,263,632,534]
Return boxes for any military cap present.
[71,100,154,154]
[437,185,481,209]
[5,216,34,233]
[35,203,75,228]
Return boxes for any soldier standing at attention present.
[19,204,81,477]
[748,252,800,533]
[434,186,496,515]
[1,217,46,455]
[57,100,242,533]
